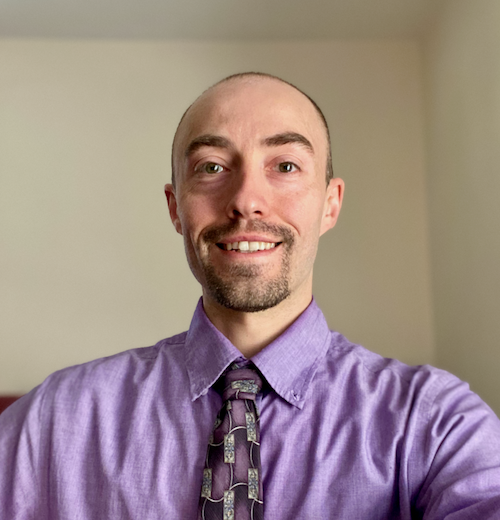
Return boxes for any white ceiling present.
[0,0,440,40]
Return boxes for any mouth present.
[216,240,281,253]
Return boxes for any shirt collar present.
[185,299,243,402]
[185,298,331,409]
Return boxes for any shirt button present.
[292,391,300,401]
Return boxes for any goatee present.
[200,221,295,313]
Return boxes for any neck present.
[202,289,313,358]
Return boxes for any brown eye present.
[278,162,297,173]
[204,163,224,174]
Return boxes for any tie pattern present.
[199,363,263,520]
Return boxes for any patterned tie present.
[198,363,264,520]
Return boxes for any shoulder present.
[44,331,187,391]
[324,330,455,397]
[322,330,500,437]
[324,330,500,515]
[0,331,189,429]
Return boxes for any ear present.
[320,178,344,236]
[164,184,183,235]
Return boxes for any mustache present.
[201,220,294,245]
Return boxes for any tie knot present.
[223,366,262,402]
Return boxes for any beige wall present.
[0,39,434,393]
[423,0,500,413]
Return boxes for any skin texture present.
[165,76,344,357]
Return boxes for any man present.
[1,72,500,519]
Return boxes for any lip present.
[217,235,280,245]
[217,245,280,256]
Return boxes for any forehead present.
[174,78,328,161]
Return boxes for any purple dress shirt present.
[1,298,500,519]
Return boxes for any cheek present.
[178,195,216,237]
[279,189,325,236]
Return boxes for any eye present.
[201,162,225,174]
[277,162,298,173]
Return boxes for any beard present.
[197,221,295,313]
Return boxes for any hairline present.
[171,72,334,188]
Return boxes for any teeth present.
[223,241,276,252]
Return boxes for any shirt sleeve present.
[0,388,43,520]
[413,375,500,519]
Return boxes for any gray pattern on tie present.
[198,363,264,520]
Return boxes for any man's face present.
[166,77,343,313]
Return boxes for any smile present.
[217,241,280,253]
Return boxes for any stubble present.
[199,221,295,313]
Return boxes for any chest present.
[44,389,413,519]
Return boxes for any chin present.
[206,277,291,313]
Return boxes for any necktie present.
[198,363,264,520]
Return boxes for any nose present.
[225,167,269,220]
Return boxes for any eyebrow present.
[184,131,315,159]
[262,132,314,154]
[184,135,231,158]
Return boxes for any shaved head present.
[171,72,333,188]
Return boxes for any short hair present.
[171,72,334,188]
